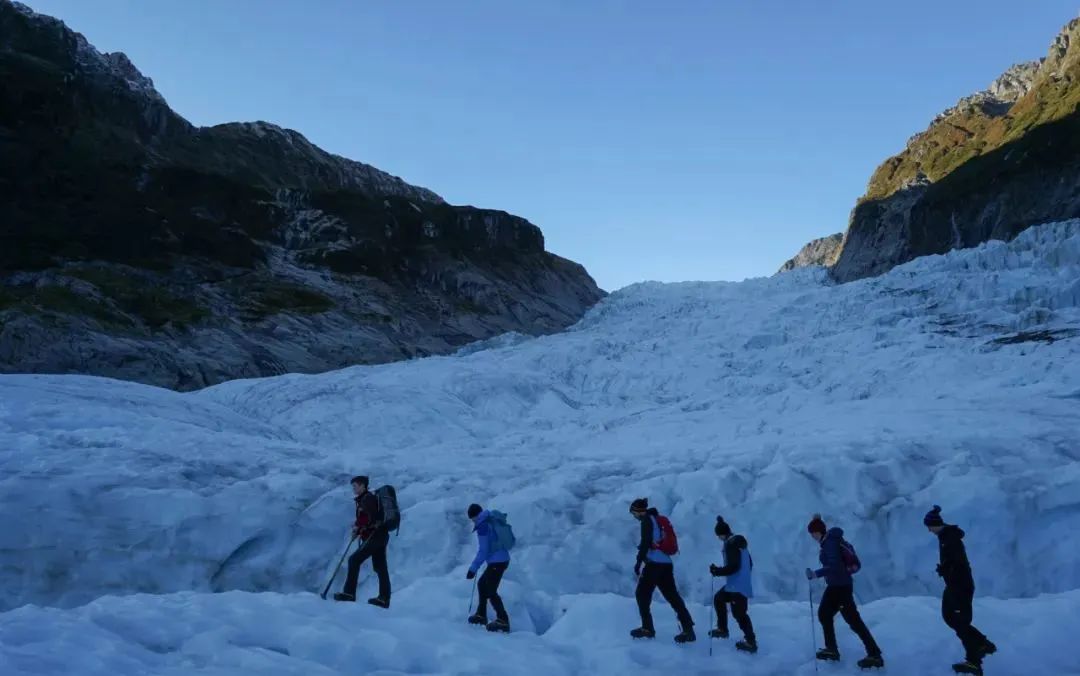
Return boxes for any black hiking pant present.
[477,561,509,622]
[819,585,880,656]
[343,529,390,600]
[942,584,989,662]
[636,562,694,632]
[714,588,755,642]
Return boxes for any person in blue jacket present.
[466,503,510,633]
[804,514,883,669]
[709,516,757,653]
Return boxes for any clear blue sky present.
[26,1,1080,290]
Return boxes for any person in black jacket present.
[629,498,695,643]
[333,476,391,607]
[925,506,996,675]
[708,516,756,653]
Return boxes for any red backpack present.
[651,515,679,556]
[840,539,862,574]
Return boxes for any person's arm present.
[359,493,381,535]
[939,532,964,582]
[469,523,489,574]
[636,517,651,563]
[713,539,742,576]
[814,538,840,578]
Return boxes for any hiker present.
[924,506,997,675]
[804,514,883,669]
[466,503,511,633]
[333,475,391,607]
[629,498,695,643]
[709,516,757,653]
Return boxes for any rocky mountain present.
[0,1,603,390]
[781,15,1080,282]
[777,233,843,272]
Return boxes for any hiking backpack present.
[487,510,516,552]
[651,515,679,556]
[839,538,861,574]
[374,485,401,533]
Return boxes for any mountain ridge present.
[781,15,1080,280]
[0,0,603,390]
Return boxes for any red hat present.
[807,513,826,535]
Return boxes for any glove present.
[466,569,476,580]
[634,561,643,577]
[351,525,360,537]
[935,563,944,578]
[805,568,815,581]
[709,564,721,577]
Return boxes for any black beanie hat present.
[924,505,944,527]
[467,503,482,519]
[629,498,648,514]
[350,475,369,488]
[715,516,732,537]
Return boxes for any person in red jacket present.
[333,476,391,607]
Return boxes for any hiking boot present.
[978,640,997,658]
[486,619,510,633]
[674,627,696,644]
[630,627,656,639]
[736,639,758,654]
[816,648,841,661]
[332,592,355,602]
[952,660,983,675]
[857,654,884,669]
[367,596,390,609]
[709,628,729,639]
[467,613,488,626]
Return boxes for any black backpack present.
[374,485,400,533]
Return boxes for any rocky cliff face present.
[0,1,603,389]
[830,16,1080,282]
[777,233,843,273]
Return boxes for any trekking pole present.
[467,576,478,615]
[320,534,358,599]
[708,575,715,658]
[809,582,819,675]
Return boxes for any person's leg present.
[655,564,694,630]
[342,544,373,596]
[730,592,755,643]
[635,565,659,631]
[818,586,842,651]
[943,585,986,662]
[837,586,881,656]
[476,566,496,618]
[713,589,730,634]
[487,562,509,621]
[369,533,391,601]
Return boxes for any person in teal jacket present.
[466,503,510,633]
[709,516,757,653]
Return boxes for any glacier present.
[2,221,1080,675]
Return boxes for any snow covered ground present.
[2,221,1080,674]
[2,589,1078,675]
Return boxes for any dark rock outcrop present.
[778,233,843,273]
[831,16,1080,282]
[0,1,604,389]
